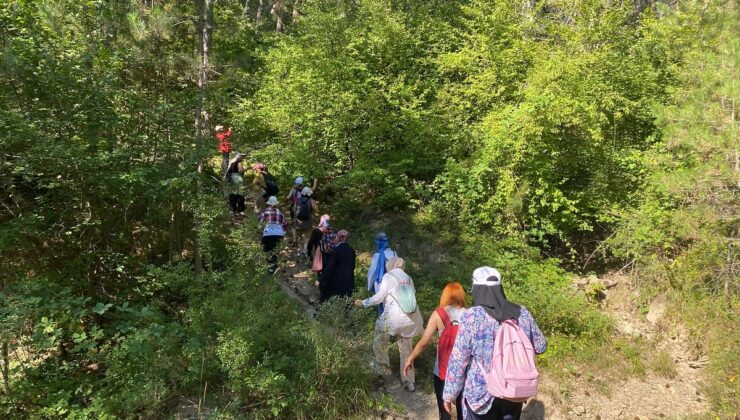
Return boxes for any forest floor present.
[277,250,709,419]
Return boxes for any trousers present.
[373,333,415,386]
[434,374,463,420]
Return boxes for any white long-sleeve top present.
[362,268,423,338]
[366,248,398,291]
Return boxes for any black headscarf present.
[472,275,521,322]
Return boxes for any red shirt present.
[216,128,233,153]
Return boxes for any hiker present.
[307,214,336,273]
[224,153,246,216]
[292,187,319,256]
[251,163,279,212]
[366,232,398,314]
[317,229,355,303]
[258,196,288,274]
[354,257,423,392]
[403,282,466,420]
[442,267,547,420]
[215,125,233,175]
[286,176,318,221]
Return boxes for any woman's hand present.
[354,299,364,307]
[314,281,320,287]
[403,357,414,376]
[443,401,453,414]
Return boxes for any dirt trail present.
[529,274,709,419]
[275,230,708,419]
[277,248,441,419]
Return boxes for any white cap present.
[266,196,279,206]
[301,187,313,196]
[295,176,304,186]
[215,125,224,132]
[472,266,501,286]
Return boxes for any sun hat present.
[266,196,279,206]
[301,187,313,196]
[295,176,304,186]
[472,266,501,286]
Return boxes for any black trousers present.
[465,398,522,420]
[262,235,282,271]
[434,375,463,420]
[228,194,245,213]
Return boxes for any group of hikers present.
[217,126,548,420]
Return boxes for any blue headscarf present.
[373,233,390,286]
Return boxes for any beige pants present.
[373,332,415,386]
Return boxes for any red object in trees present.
[216,128,233,153]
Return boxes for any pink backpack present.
[482,319,539,402]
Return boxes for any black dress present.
[318,242,356,302]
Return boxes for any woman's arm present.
[367,254,378,289]
[403,311,441,376]
[442,311,474,404]
[361,273,391,306]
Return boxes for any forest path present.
[276,246,440,419]
[262,216,708,419]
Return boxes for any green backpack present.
[390,273,417,314]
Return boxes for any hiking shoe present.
[403,381,415,392]
[369,362,392,376]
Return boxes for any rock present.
[618,321,642,337]
[646,298,666,325]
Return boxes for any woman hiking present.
[292,187,319,256]
[366,232,398,314]
[307,214,336,274]
[403,282,466,420]
[317,229,355,302]
[442,267,547,420]
[224,152,246,216]
[258,196,288,274]
[355,257,423,392]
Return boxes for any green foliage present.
[1,0,736,417]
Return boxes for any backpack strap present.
[436,307,451,328]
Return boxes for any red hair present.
[439,282,466,308]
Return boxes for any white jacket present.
[363,268,423,338]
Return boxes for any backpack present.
[435,307,459,380]
[296,196,312,221]
[482,319,539,402]
[263,172,279,196]
[389,273,417,314]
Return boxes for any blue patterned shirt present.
[442,306,547,416]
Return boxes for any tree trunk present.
[194,0,213,274]
[1,342,8,395]
[257,0,264,21]
[292,0,300,19]
[1,272,8,394]
[243,0,250,16]
[271,0,285,32]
